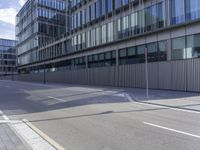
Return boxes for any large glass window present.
[96,27,101,45]
[91,29,96,47]
[170,0,185,25]
[102,0,106,16]
[91,4,96,21]
[102,24,107,44]
[107,0,113,13]
[95,0,101,18]
[185,0,200,21]
[157,1,166,28]
[130,12,139,35]
[172,37,186,60]
[137,45,145,55]
[158,40,167,61]
[108,22,114,42]
[147,42,158,62]
[187,34,200,58]
[122,0,129,6]
[86,30,91,48]
[122,16,129,37]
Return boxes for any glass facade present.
[17,0,200,73]
[69,0,166,53]
[0,39,17,75]
[16,0,66,66]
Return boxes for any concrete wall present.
[2,59,200,92]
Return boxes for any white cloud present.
[19,0,27,6]
[0,8,17,25]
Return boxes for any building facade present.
[0,39,17,76]
[16,0,66,67]
[16,0,200,91]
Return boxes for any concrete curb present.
[22,119,65,150]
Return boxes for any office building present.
[0,39,17,76]
[16,0,66,68]
[16,0,200,92]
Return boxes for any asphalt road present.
[0,80,200,150]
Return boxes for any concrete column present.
[116,49,119,66]
[85,55,88,69]
[167,39,171,61]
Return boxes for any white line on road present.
[48,96,67,102]
[170,107,200,114]
[124,93,137,102]
[144,122,200,139]
[139,102,200,114]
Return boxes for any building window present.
[170,0,185,25]
[130,12,139,35]
[172,37,186,60]
[158,40,167,61]
[115,0,122,9]
[88,51,116,68]
[102,0,106,16]
[137,44,145,63]
[108,22,114,42]
[157,1,166,28]
[185,0,200,21]
[102,24,107,44]
[122,16,129,38]
[96,27,101,45]
[91,3,96,21]
[107,0,113,13]
[95,0,101,18]
[86,31,91,48]
[147,42,158,62]
[119,49,127,58]
[187,34,200,58]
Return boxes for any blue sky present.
[0,0,27,40]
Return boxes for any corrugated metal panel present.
[2,59,200,92]
[158,61,172,90]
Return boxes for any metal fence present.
[1,59,200,92]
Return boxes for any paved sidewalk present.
[0,123,29,150]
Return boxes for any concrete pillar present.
[116,49,119,66]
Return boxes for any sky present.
[0,0,27,40]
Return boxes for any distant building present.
[0,39,17,76]
[16,0,66,68]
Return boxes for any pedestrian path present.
[0,123,29,150]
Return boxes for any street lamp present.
[43,61,46,84]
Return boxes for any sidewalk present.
[126,88,200,112]
[0,123,29,150]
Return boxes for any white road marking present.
[144,122,200,139]
[0,120,21,124]
[124,93,138,102]
[48,96,67,102]
[170,108,200,114]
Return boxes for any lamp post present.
[11,66,13,81]
[43,61,46,84]
[145,47,149,100]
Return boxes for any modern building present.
[16,0,200,92]
[16,0,66,69]
[0,39,17,76]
